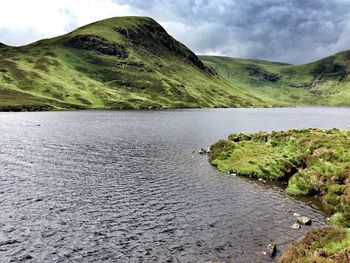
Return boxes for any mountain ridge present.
[1,16,350,111]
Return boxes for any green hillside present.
[1,16,350,111]
[0,16,272,111]
[201,52,350,106]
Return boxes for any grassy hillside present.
[201,52,350,106]
[2,16,350,111]
[0,16,272,111]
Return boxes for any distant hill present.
[0,16,269,111]
[201,51,350,106]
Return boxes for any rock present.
[64,34,128,58]
[289,83,311,88]
[245,64,281,82]
[315,248,329,258]
[114,20,211,73]
[267,243,277,258]
[290,223,301,229]
[293,212,300,217]
[297,216,312,226]
[198,148,210,155]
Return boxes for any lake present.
[1,107,350,262]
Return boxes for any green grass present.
[209,129,350,226]
[201,53,350,106]
[280,227,350,262]
[323,229,350,254]
[0,16,274,111]
[3,16,350,111]
[209,129,350,261]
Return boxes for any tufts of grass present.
[279,227,350,263]
[209,128,350,226]
[210,128,350,262]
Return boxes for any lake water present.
[1,107,350,263]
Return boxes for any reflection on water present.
[1,107,350,262]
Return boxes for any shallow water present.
[1,107,350,262]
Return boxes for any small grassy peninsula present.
[209,128,350,262]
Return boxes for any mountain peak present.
[60,16,208,72]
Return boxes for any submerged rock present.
[290,223,301,230]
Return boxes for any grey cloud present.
[1,0,349,64]
[115,0,350,64]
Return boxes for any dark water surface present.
[1,107,350,263]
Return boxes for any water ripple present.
[2,108,350,262]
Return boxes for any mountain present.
[201,50,350,106]
[1,16,350,111]
[0,16,269,111]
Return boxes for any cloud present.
[0,0,134,45]
[0,0,349,64]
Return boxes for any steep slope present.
[201,51,350,106]
[0,16,271,111]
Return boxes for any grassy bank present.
[209,128,350,261]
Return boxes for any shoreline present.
[1,105,350,113]
[209,128,350,261]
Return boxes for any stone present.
[315,248,329,258]
[290,223,301,229]
[297,216,312,226]
[198,148,210,155]
[267,243,277,258]
[293,212,300,217]
[64,34,128,58]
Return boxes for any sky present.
[0,0,350,64]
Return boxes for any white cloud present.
[0,0,135,45]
